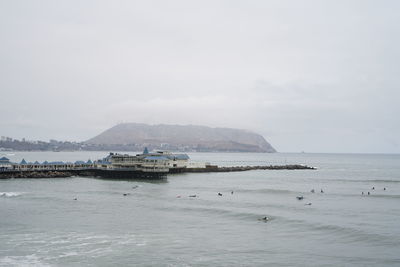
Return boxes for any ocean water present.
[1,152,400,266]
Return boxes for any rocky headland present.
[86,123,276,153]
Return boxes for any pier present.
[0,153,315,179]
[0,164,315,179]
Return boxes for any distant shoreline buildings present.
[0,136,196,153]
[0,136,272,153]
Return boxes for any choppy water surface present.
[1,152,400,266]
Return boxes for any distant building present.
[106,150,190,172]
[0,157,12,170]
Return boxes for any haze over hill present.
[86,123,276,153]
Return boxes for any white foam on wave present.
[75,234,110,241]
[0,192,25,198]
[0,254,51,267]
[2,232,148,262]
[58,251,78,258]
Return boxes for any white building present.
[0,157,12,170]
[106,151,190,172]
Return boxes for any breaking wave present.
[0,192,24,198]
[0,254,51,267]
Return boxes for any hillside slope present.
[86,123,276,152]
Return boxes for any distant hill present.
[86,123,276,153]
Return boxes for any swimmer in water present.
[311,189,315,193]
[321,189,324,193]
[368,192,370,195]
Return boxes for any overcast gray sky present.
[1,0,399,153]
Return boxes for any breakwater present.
[0,169,165,179]
[0,164,315,179]
[184,164,315,173]
[0,170,77,179]
[0,170,95,179]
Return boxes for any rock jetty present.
[0,170,76,179]
[184,164,315,173]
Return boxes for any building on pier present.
[0,150,190,174]
[0,157,12,170]
[106,150,190,173]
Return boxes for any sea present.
[0,152,400,267]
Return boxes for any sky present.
[1,0,399,153]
